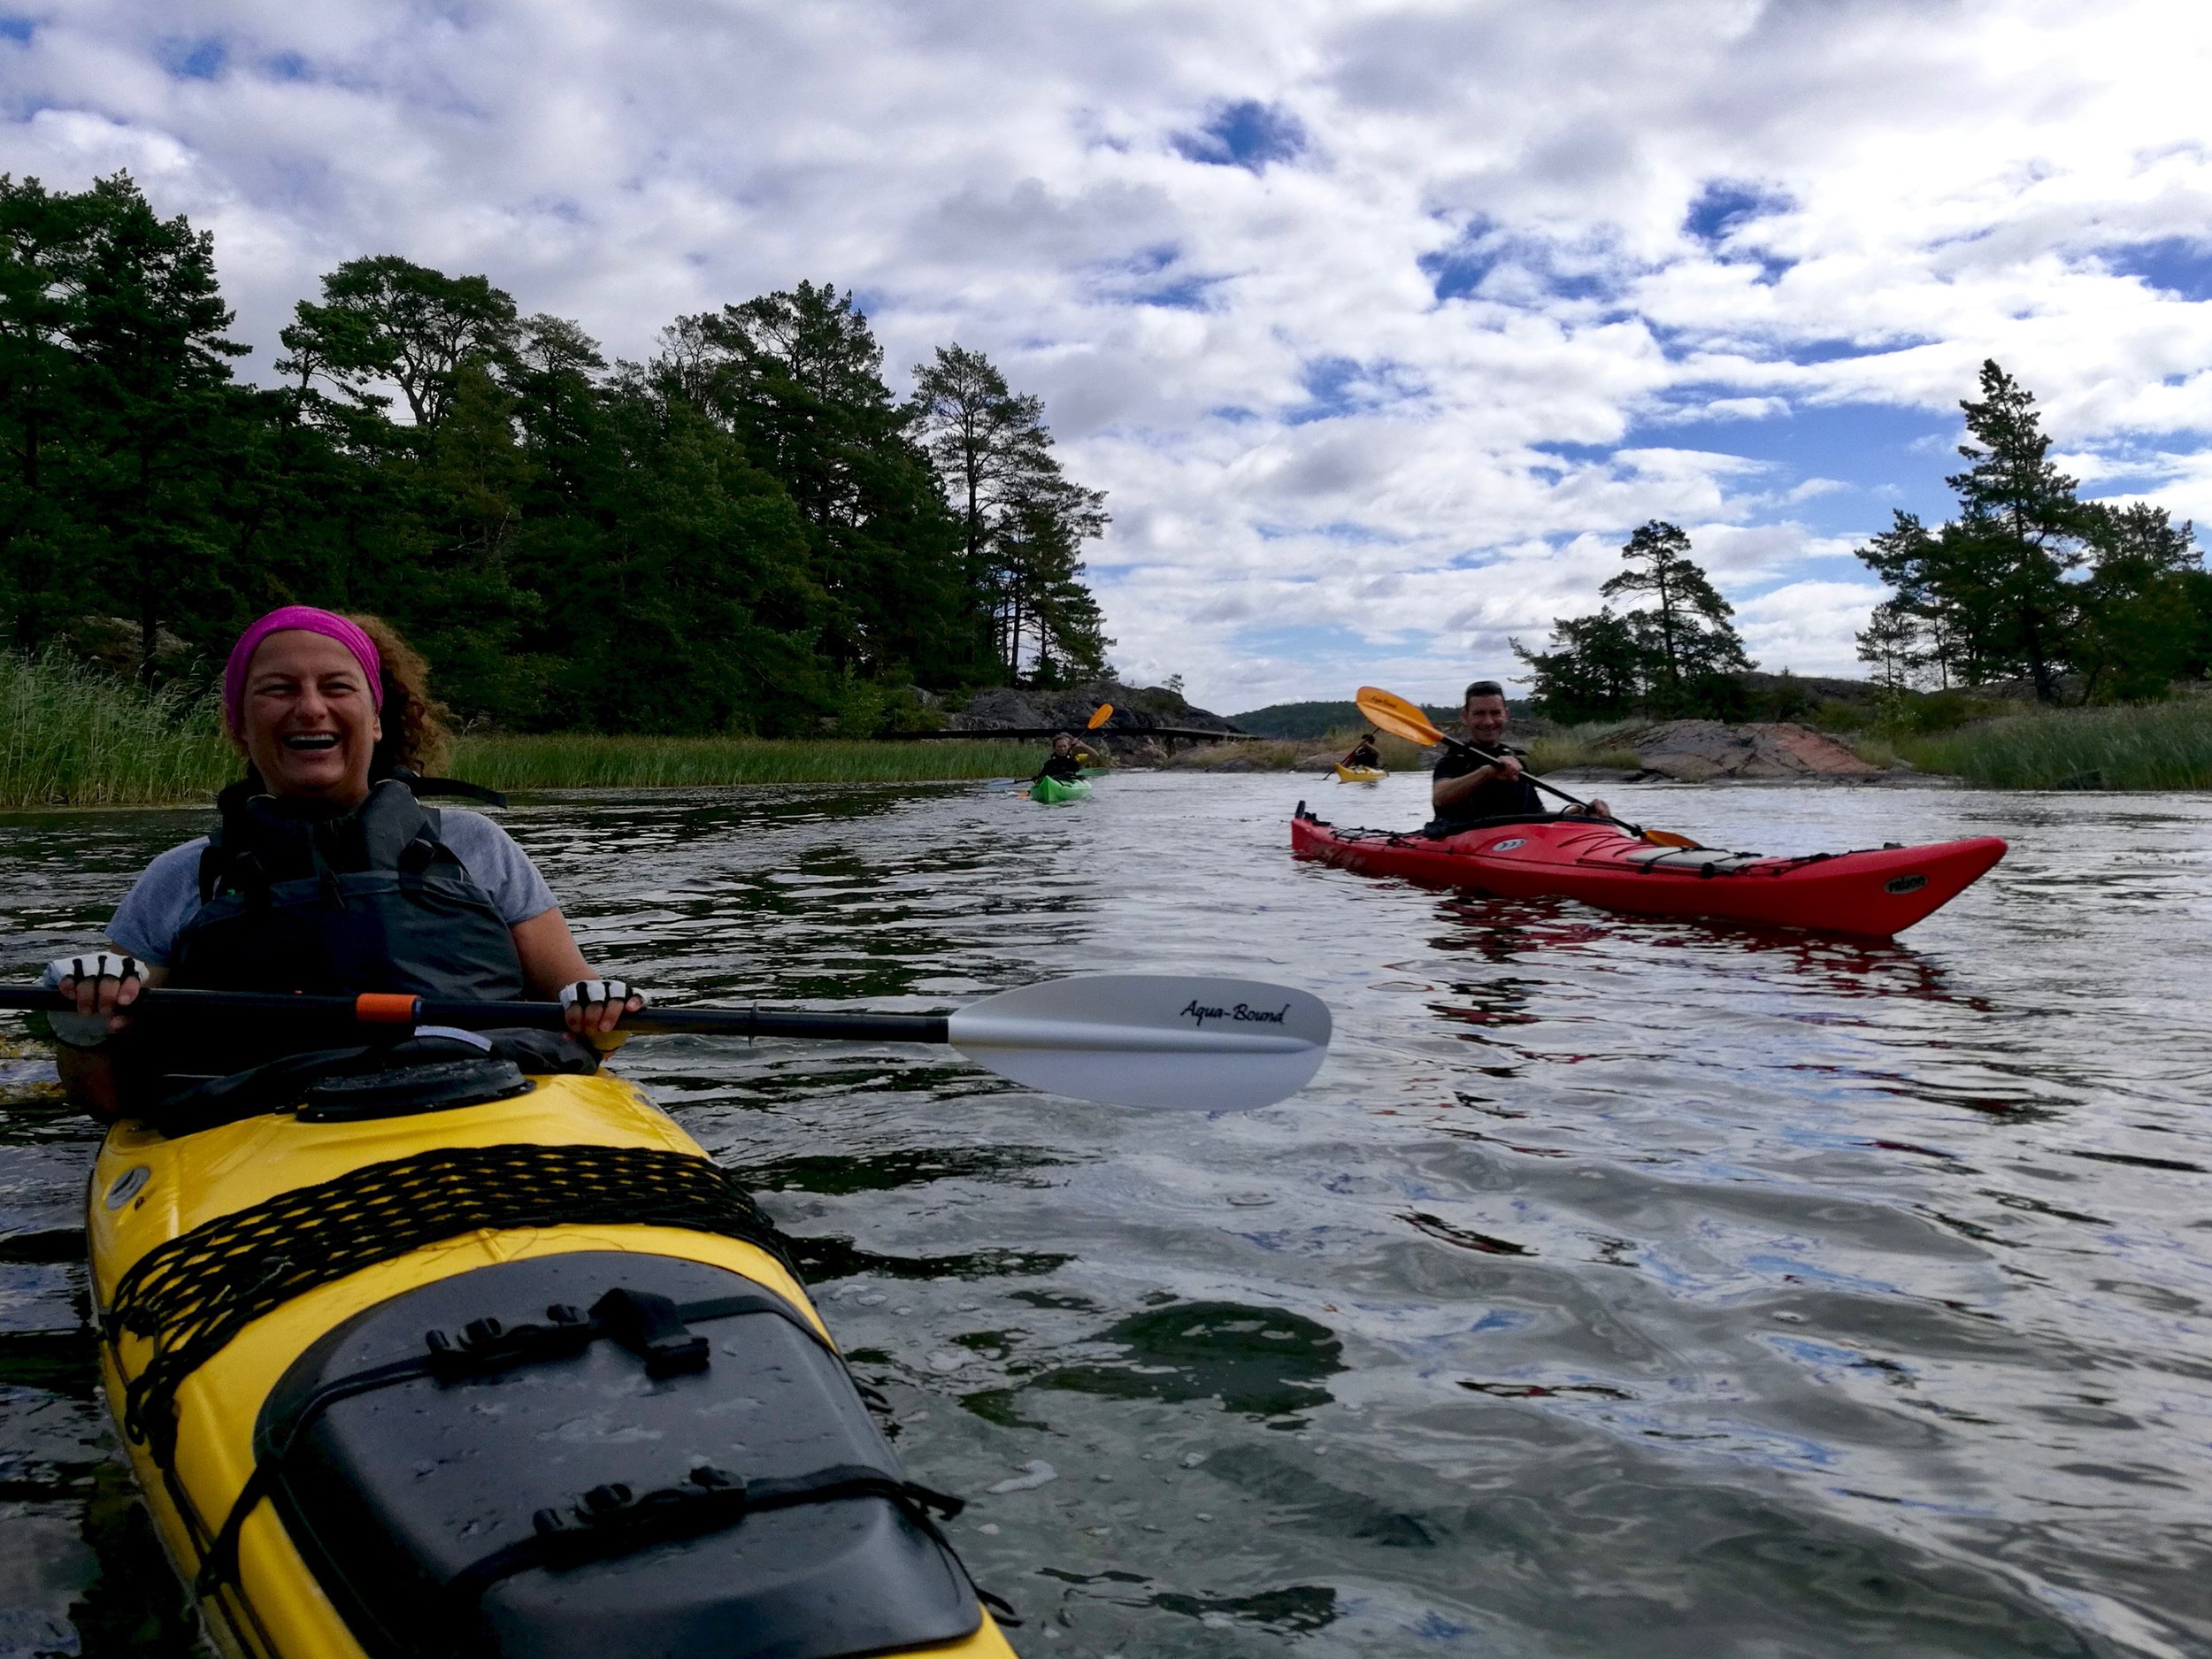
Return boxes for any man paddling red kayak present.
[1431,680,1611,831]
[1296,682,2008,937]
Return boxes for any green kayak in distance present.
[1031,774,1092,804]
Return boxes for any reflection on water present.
[1037,1302,1345,1418]
[2,775,2209,1656]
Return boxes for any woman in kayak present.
[45,606,639,1116]
[1033,731,1095,785]
[1431,680,1609,830]
[1342,732,1382,769]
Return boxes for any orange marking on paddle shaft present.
[354,993,422,1025]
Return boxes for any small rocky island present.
[1558,720,1889,782]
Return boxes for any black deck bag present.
[248,1250,982,1659]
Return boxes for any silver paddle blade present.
[948,974,1332,1111]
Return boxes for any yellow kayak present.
[88,1059,1016,1659]
[1333,764,1386,784]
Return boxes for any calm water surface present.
[1,774,2208,1657]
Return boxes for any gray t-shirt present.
[108,809,559,968]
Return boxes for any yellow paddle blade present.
[1641,829,1701,849]
[1355,686,1447,748]
[1087,703,1113,729]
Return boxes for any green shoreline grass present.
[1889,698,2212,789]
[452,733,1043,791]
[0,650,234,809]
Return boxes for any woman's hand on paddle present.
[561,978,646,1053]
[43,952,147,1038]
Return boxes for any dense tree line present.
[1852,361,2211,703]
[0,173,1110,733]
[1512,520,1755,722]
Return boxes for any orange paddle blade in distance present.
[1087,703,1114,730]
[1355,687,1448,748]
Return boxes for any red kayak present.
[1290,805,2005,937]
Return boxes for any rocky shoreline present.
[939,679,1246,759]
[1174,718,1928,782]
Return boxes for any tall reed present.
[1893,698,2212,789]
[0,651,231,809]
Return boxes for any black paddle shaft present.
[0,987,953,1045]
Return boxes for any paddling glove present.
[560,979,645,1053]
[40,952,142,1048]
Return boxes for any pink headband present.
[222,607,384,733]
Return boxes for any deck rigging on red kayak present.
[1290,804,2005,937]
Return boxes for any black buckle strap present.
[193,1285,826,1596]
[445,1462,966,1611]
[425,1302,593,1377]
[590,1288,710,1377]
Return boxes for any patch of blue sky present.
[1206,404,1260,425]
[0,16,32,43]
[1683,179,1791,246]
[1285,354,1425,425]
[1624,396,1961,537]
[1170,98,1306,173]
[1423,221,1633,306]
[1131,273,1222,311]
[262,50,313,81]
[1786,336,1939,365]
[2100,236,2212,303]
[157,36,228,81]
[1680,181,1796,285]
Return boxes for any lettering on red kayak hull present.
[1289,810,2006,937]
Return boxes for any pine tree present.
[663,283,971,685]
[1510,609,1645,720]
[910,343,1110,680]
[34,174,253,672]
[1942,360,2086,702]
[1855,599,1932,690]
[1600,521,1752,710]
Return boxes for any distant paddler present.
[1341,732,1382,770]
[1029,702,1114,786]
[1033,731,1097,787]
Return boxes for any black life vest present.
[169,778,526,1002]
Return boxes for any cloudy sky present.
[6,1,2210,710]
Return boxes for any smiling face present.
[234,630,382,805]
[1462,694,1509,747]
